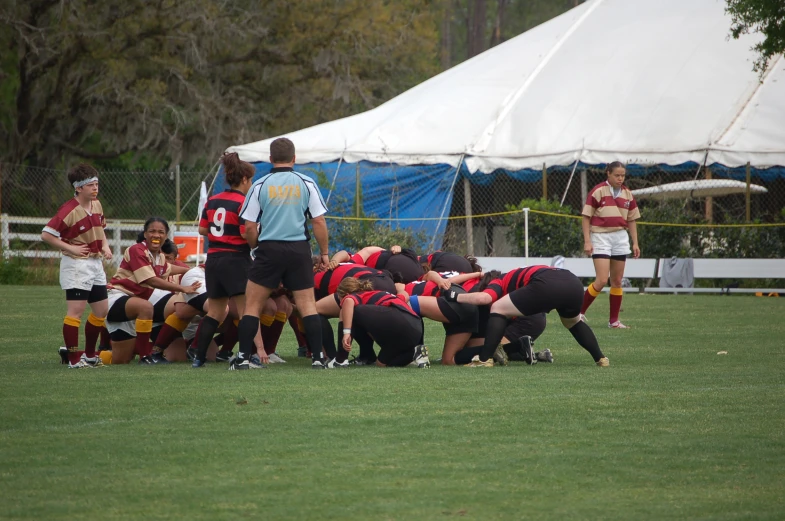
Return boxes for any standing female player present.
[41,164,113,368]
[192,152,256,367]
[580,162,641,328]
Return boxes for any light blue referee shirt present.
[239,167,328,242]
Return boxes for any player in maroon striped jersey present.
[444,266,609,367]
[41,164,113,368]
[192,153,256,367]
[334,278,429,368]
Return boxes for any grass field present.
[1,286,784,520]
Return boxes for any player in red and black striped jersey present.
[192,153,256,367]
[333,278,428,368]
[312,262,396,363]
[331,245,424,283]
[396,270,483,365]
[444,266,608,367]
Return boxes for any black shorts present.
[249,241,314,291]
[106,293,173,323]
[504,313,547,342]
[508,269,583,318]
[352,306,423,366]
[382,254,423,284]
[439,285,479,336]
[109,325,162,342]
[332,272,397,305]
[470,305,491,339]
[66,285,108,303]
[206,255,250,299]
[185,293,209,313]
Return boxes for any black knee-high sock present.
[387,347,416,367]
[302,314,325,361]
[503,341,525,361]
[479,313,509,362]
[195,316,220,362]
[320,315,336,359]
[454,346,483,365]
[238,315,259,359]
[568,321,604,361]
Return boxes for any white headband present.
[73,176,98,188]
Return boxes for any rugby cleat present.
[311,360,327,369]
[297,346,308,358]
[608,321,630,329]
[186,346,197,361]
[492,344,509,366]
[228,359,250,371]
[150,352,170,364]
[596,357,610,367]
[249,354,267,369]
[349,356,376,366]
[138,355,155,365]
[465,355,493,368]
[519,335,536,365]
[214,350,234,362]
[80,354,104,367]
[191,359,207,368]
[535,349,554,363]
[58,347,69,365]
[410,345,430,368]
[327,358,350,368]
[67,359,93,369]
[267,353,287,364]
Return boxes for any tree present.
[726,0,785,77]
[0,0,439,167]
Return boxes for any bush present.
[635,200,702,259]
[504,199,582,257]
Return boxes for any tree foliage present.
[726,0,785,77]
[0,0,439,167]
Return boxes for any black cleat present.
[58,347,69,365]
[215,350,233,362]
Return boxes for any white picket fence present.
[1,214,199,265]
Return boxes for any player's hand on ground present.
[584,242,593,256]
[342,333,352,351]
[633,245,641,258]
[258,351,270,365]
[390,245,401,254]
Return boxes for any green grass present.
[1,286,784,520]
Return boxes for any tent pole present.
[523,207,529,264]
[326,150,345,205]
[704,166,713,223]
[431,154,464,253]
[560,156,581,207]
[745,162,751,223]
[542,163,547,200]
[463,176,473,256]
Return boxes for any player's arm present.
[198,226,209,237]
[444,290,492,306]
[339,298,355,352]
[95,224,113,260]
[355,246,384,262]
[40,230,89,257]
[169,264,191,275]
[311,215,329,266]
[445,272,482,285]
[628,220,640,258]
[330,250,351,265]
[243,220,260,249]
[581,216,592,256]
[198,206,209,237]
[143,274,201,294]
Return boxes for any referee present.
[233,137,331,370]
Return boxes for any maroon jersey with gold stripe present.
[199,189,250,256]
[341,290,417,317]
[581,181,641,233]
[313,263,376,300]
[43,199,106,258]
[482,266,552,303]
[110,243,172,299]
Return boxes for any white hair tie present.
[73,176,98,188]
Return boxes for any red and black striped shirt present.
[341,290,418,317]
[200,189,250,256]
[313,263,376,300]
[482,266,552,303]
[349,250,383,268]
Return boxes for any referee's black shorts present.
[248,240,313,291]
[205,254,250,299]
[508,268,583,318]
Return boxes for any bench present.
[476,257,659,293]
[644,258,785,294]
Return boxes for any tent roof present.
[228,0,785,173]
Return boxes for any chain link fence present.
[2,161,785,263]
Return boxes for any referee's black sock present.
[302,314,324,362]
[568,321,604,362]
[479,313,508,362]
[454,346,482,365]
[195,316,219,362]
[320,315,337,359]
[237,315,259,360]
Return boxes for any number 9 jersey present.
[199,189,251,256]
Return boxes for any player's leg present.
[83,287,109,366]
[609,255,629,328]
[63,294,88,367]
[582,255,610,317]
[555,270,608,365]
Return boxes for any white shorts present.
[106,288,168,337]
[60,255,106,291]
[591,230,631,257]
[180,267,207,303]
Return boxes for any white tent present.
[228,0,785,173]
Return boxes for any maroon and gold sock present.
[99,325,111,349]
[609,287,623,324]
[134,319,154,358]
[288,314,307,349]
[84,313,105,359]
[260,314,275,355]
[63,316,82,365]
[581,282,601,315]
[153,314,189,352]
[219,319,239,354]
[265,312,287,355]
